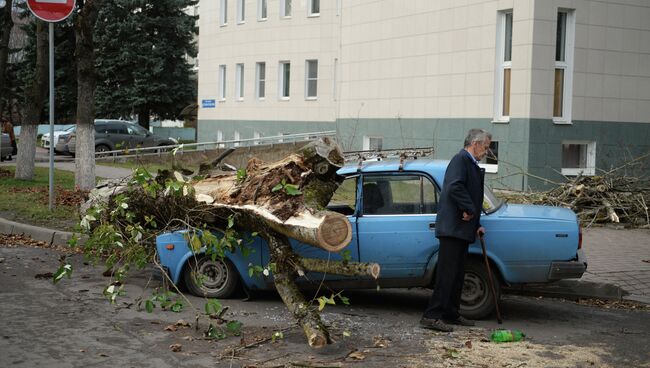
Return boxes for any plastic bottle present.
[490,329,525,342]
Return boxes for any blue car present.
[156,159,587,319]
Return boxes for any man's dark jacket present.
[435,149,485,243]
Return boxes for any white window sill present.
[491,117,510,124]
[258,18,268,22]
[237,21,245,25]
[561,168,595,176]
[257,97,265,101]
[305,96,318,101]
[281,16,292,19]
[220,23,228,27]
[236,98,244,102]
[218,98,226,102]
[553,118,573,125]
[279,97,290,101]
[479,163,498,174]
[308,14,320,18]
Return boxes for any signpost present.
[27,0,75,211]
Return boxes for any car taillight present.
[578,226,583,249]
[66,134,74,143]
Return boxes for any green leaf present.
[189,234,202,252]
[284,184,302,196]
[338,295,350,305]
[205,299,222,315]
[145,300,154,313]
[226,320,242,336]
[271,183,283,192]
[317,297,327,311]
[271,331,284,342]
[171,301,183,313]
[339,249,352,262]
[53,264,73,284]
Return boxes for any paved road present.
[1,245,648,368]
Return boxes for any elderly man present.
[420,128,492,332]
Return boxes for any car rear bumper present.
[548,249,587,280]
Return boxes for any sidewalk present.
[0,159,132,179]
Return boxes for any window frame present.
[561,140,596,176]
[279,61,291,99]
[235,63,244,100]
[236,0,245,24]
[305,59,318,100]
[258,0,267,21]
[493,10,512,123]
[553,9,575,125]
[363,136,383,151]
[308,0,320,17]
[280,0,292,18]
[479,141,499,174]
[218,64,227,101]
[361,173,440,216]
[220,0,228,26]
[255,62,266,99]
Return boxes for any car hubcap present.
[461,273,488,309]
[197,259,228,291]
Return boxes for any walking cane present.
[479,235,502,324]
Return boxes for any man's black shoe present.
[419,317,454,332]
[444,316,475,326]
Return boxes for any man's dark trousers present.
[423,236,469,320]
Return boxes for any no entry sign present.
[27,0,75,22]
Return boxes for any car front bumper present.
[548,249,587,280]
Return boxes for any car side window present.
[363,174,438,215]
[326,176,357,216]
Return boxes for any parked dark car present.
[57,120,177,156]
[1,133,12,161]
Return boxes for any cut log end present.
[316,213,352,252]
[369,263,381,279]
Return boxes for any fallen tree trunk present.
[82,137,381,348]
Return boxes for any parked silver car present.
[57,120,177,156]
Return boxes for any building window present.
[234,131,241,147]
[258,0,267,20]
[363,136,383,151]
[554,10,575,124]
[220,0,228,26]
[236,0,245,23]
[217,130,224,148]
[235,63,244,100]
[281,0,291,18]
[305,60,318,99]
[279,61,290,99]
[256,62,266,99]
[494,10,512,122]
[309,0,320,16]
[218,65,226,100]
[561,141,596,176]
[479,141,499,173]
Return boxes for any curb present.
[0,217,76,247]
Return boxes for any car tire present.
[182,255,239,298]
[460,259,501,320]
[95,144,110,157]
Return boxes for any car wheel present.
[156,144,172,153]
[460,259,501,320]
[95,144,111,157]
[183,255,239,298]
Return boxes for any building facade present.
[197,0,650,190]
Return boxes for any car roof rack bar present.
[344,147,434,172]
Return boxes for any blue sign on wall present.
[202,99,216,108]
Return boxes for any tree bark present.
[0,0,14,117]
[74,0,103,190]
[138,109,150,130]
[15,20,48,180]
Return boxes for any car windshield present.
[483,185,504,214]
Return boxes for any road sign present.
[202,99,216,108]
[27,0,75,22]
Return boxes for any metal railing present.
[95,130,337,160]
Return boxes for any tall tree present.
[15,19,47,180]
[95,0,197,129]
[0,0,14,117]
[74,0,103,190]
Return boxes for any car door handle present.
[428,223,435,230]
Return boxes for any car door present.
[356,173,440,279]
